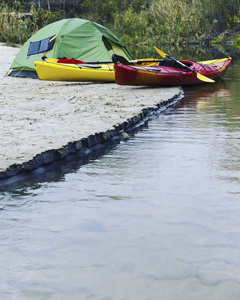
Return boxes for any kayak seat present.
[159,59,186,70]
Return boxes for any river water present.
[1,51,240,300]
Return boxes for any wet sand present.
[0,43,181,179]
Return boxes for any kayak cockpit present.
[158,59,193,70]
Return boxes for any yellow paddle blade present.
[196,73,215,83]
[154,46,167,58]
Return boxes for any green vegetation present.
[114,0,240,45]
[0,0,239,46]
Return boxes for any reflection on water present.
[1,56,240,300]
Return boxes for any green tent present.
[9,18,134,78]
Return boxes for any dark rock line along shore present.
[0,43,182,182]
[0,94,181,180]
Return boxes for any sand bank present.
[0,43,181,179]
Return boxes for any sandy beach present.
[0,43,181,179]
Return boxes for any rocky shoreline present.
[0,43,181,180]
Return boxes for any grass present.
[0,0,239,47]
[113,0,240,46]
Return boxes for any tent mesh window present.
[27,35,56,56]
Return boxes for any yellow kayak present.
[34,56,161,82]
[34,58,115,82]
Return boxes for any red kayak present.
[114,57,232,87]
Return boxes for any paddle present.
[64,54,162,65]
[154,47,215,83]
[77,63,102,69]
[112,54,162,65]
[42,54,162,66]
[42,56,102,68]
[42,55,111,65]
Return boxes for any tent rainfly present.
[9,18,134,78]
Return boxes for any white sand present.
[0,43,181,176]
